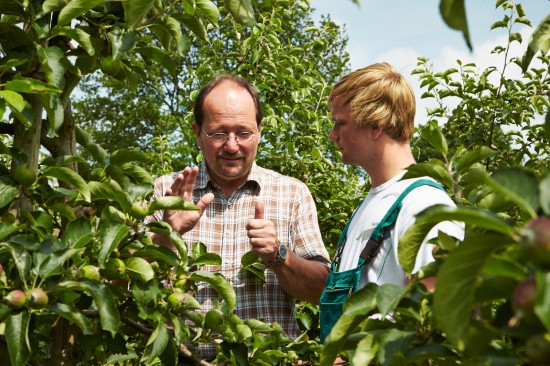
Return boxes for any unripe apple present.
[174,274,190,291]
[81,264,100,281]
[167,291,187,314]
[101,258,126,280]
[512,278,538,324]
[100,56,122,76]
[204,309,224,331]
[523,217,550,266]
[5,289,27,309]
[526,333,550,366]
[130,201,150,219]
[527,217,550,248]
[166,291,200,314]
[13,164,36,186]
[27,288,48,309]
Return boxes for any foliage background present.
[0,0,549,365]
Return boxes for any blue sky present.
[311,0,549,121]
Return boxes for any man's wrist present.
[262,243,288,267]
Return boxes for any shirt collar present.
[196,161,261,191]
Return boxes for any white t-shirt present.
[337,172,464,288]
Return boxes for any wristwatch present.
[263,243,288,267]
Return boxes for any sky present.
[310,0,549,122]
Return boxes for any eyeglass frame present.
[200,128,259,144]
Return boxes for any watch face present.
[279,244,288,260]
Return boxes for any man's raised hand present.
[163,166,214,234]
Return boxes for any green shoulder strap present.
[332,178,445,269]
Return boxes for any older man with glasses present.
[147,73,330,362]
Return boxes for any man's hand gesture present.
[163,166,214,234]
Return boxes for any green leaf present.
[351,333,377,366]
[193,252,222,266]
[142,323,169,364]
[136,46,177,76]
[196,0,220,25]
[61,217,94,249]
[0,222,20,241]
[110,149,148,165]
[192,241,207,259]
[89,179,132,211]
[399,205,516,275]
[540,173,550,216]
[421,122,448,157]
[134,246,180,266]
[439,0,471,50]
[52,280,121,336]
[125,257,155,282]
[378,329,415,363]
[453,146,496,173]
[49,303,94,334]
[5,76,61,94]
[241,250,259,267]
[169,231,189,262]
[0,242,31,284]
[48,202,78,221]
[434,233,513,347]
[245,318,273,333]
[98,221,130,265]
[173,13,207,43]
[321,283,377,366]
[124,0,156,31]
[149,196,199,211]
[189,270,237,312]
[545,109,550,141]
[376,284,403,317]
[43,166,91,202]
[403,163,453,189]
[483,168,539,219]
[149,16,183,54]
[50,26,96,56]
[0,90,26,111]
[224,0,257,26]
[107,27,138,58]
[39,248,82,279]
[0,0,26,17]
[76,126,109,164]
[41,94,65,134]
[5,311,31,366]
[0,180,19,209]
[57,0,103,26]
[535,271,550,331]
[522,14,550,71]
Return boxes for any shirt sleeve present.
[291,182,331,268]
[398,185,464,274]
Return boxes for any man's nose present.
[328,127,338,141]
[224,136,239,152]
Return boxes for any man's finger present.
[197,192,215,212]
[254,200,265,220]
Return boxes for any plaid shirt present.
[149,161,329,359]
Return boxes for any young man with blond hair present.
[320,63,463,341]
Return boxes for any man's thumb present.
[254,200,265,220]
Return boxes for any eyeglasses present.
[201,129,258,144]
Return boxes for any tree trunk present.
[49,99,79,366]
[10,94,42,216]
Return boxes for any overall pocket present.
[319,268,361,342]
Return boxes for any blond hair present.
[329,62,415,142]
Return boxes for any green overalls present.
[319,179,444,343]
